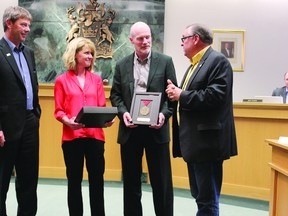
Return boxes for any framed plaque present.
[130,92,162,125]
[75,106,118,128]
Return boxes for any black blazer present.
[0,37,41,142]
[110,51,178,144]
[172,47,237,163]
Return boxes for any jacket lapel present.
[147,51,159,89]
[126,54,135,97]
[180,65,193,88]
[185,47,213,89]
[0,38,24,84]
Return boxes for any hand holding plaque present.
[130,92,161,125]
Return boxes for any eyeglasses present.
[181,34,196,43]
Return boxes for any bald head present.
[130,22,151,39]
[129,21,152,60]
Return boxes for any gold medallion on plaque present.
[140,100,152,116]
[140,106,150,116]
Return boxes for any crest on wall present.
[66,0,116,59]
[19,0,165,83]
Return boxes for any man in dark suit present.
[272,72,288,103]
[0,6,41,216]
[110,21,177,216]
[221,42,234,58]
[166,24,237,215]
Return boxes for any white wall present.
[2,0,288,102]
[0,0,17,34]
[164,0,288,101]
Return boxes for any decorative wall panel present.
[19,0,165,84]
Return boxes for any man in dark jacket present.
[166,23,237,216]
[110,21,177,216]
[0,6,41,216]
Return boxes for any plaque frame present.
[130,92,162,125]
[75,106,118,128]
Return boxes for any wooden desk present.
[266,139,288,216]
[222,103,288,200]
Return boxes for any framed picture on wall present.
[212,30,245,72]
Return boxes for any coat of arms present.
[66,0,116,59]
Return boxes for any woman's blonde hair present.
[62,37,96,72]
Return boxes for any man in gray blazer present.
[110,22,177,216]
[272,72,288,103]
[0,6,41,216]
[166,24,237,216]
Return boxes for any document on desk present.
[278,136,288,145]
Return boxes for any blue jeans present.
[187,160,223,216]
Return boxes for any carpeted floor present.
[6,178,269,216]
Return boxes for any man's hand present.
[166,79,182,101]
[123,112,137,128]
[150,112,165,129]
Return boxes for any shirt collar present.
[134,52,151,65]
[4,35,25,52]
[190,46,210,66]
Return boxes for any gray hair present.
[3,6,32,32]
[186,24,213,45]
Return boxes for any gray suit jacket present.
[272,86,286,103]
[110,51,177,144]
[172,47,237,163]
[0,37,41,141]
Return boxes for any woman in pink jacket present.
[54,37,113,216]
